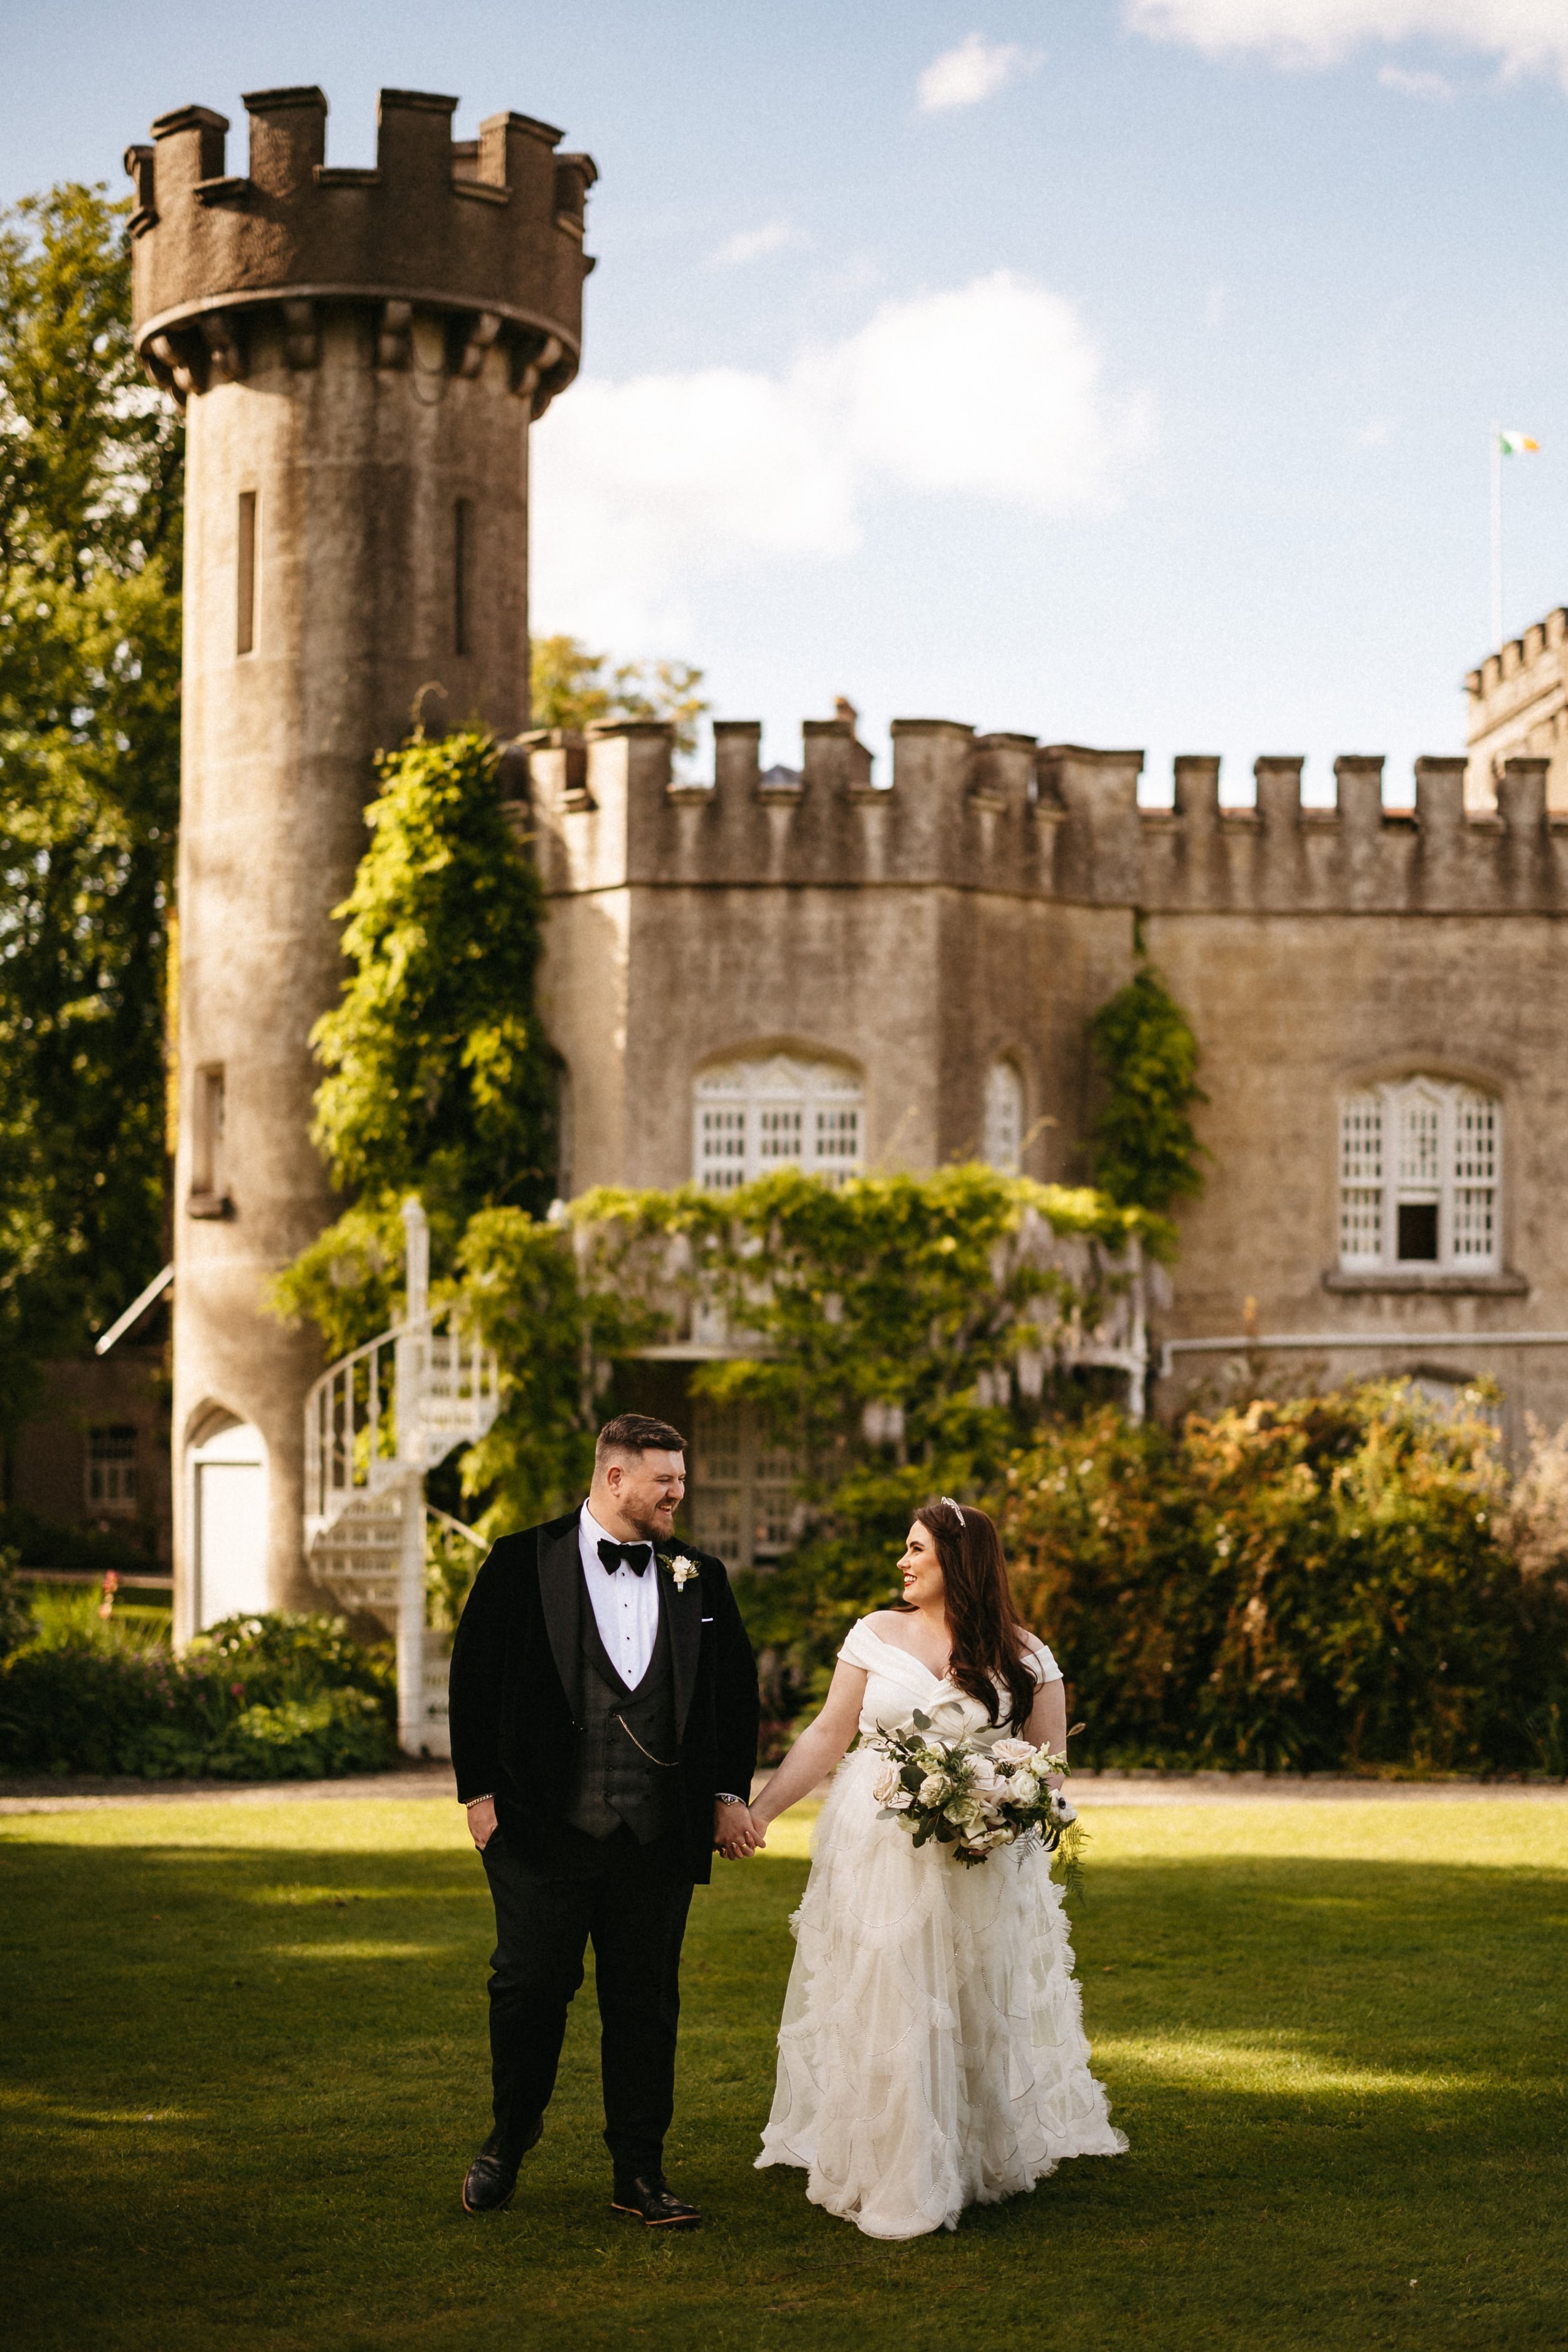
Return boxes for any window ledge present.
[1323,1267,1528,1296]
[186,1190,234,1222]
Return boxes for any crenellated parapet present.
[1465,604,1568,814]
[522,721,1568,916]
[1140,753,1567,914]
[125,85,593,406]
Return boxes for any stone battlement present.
[522,723,1568,916]
[125,85,593,406]
[1465,603,1568,814]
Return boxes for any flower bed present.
[0,1599,397,1780]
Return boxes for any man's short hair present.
[595,1413,687,1468]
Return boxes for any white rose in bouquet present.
[872,1761,903,1805]
[918,1772,951,1804]
[990,1738,1037,1766]
[1005,1770,1041,1808]
[967,1756,1000,1796]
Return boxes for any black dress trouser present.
[478,1822,694,2178]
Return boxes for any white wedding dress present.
[756,1617,1126,2239]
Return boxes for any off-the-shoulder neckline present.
[856,1615,1049,1687]
[858,1619,953,1685]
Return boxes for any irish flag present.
[1499,430,1540,455]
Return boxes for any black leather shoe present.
[611,2175,701,2229]
[461,2119,541,2215]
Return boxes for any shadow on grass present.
[2,1836,1564,2351]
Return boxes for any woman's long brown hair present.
[905,1498,1036,1729]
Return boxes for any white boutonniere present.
[664,1554,701,1590]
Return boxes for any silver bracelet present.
[714,1791,748,1806]
[464,1794,496,1809]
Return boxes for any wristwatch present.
[714,1791,748,1806]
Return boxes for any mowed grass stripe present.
[1,1798,1563,2351]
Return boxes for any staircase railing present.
[300,1199,499,1755]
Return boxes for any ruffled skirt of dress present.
[755,1746,1127,2239]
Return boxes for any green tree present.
[530,632,708,756]
[273,728,559,1352]
[1086,959,1207,1229]
[0,183,183,1421]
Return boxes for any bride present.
[744,1496,1126,2240]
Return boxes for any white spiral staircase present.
[302,1199,499,1755]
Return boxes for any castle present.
[22,83,1568,1631]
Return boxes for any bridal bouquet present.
[869,1709,1084,1875]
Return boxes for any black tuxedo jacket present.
[447,1508,760,1885]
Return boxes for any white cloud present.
[1378,61,1454,97]
[1352,417,1396,447]
[917,33,1041,113]
[1125,0,1568,89]
[531,272,1152,645]
[709,220,801,268]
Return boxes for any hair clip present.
[940,1494,966,1526]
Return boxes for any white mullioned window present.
[694,1055,864,1190]
[1337,1078,1500,1273]
[983,1060,1024,1175]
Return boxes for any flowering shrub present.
[1000,1384,1568,1776]
[0,1610,396,1780]
[186,1612,395,1719]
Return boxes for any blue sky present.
[6,0,1568,798]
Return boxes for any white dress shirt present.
[579,1502,661,1690]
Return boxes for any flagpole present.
[1490,418,1503,649]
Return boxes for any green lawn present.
[2,1794,1564,2351]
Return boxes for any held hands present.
[714,1799,766,1859]
[468,1795,763,1857]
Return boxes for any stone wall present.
[530,718,1568,1440]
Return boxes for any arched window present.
[1338,1078,1500,1273]
[694,1054,864,1190]
[983,1060,1024,1175]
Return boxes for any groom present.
[448,1413,760,2227]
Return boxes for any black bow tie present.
[598,1538,652,1576]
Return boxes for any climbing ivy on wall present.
[1086,958,1208,1229]
[452,1167,1148,1627]
[272,728,558,1354]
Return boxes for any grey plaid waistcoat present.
[564,1584,681,1845]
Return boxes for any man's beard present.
[620,1496,675,1541]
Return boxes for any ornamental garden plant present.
[0,1578,396,1780]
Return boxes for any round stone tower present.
[126,86,594,1638]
